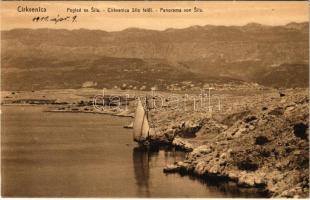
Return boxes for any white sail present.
[133,99,149,142]
[141,114,149,140]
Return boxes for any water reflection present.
[132,146,186,197]
[132,147,151,197]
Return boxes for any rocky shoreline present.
[45,109,134,118]
[146,89,309,198]
[1,88,308,197]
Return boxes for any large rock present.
[163,164,181,173]
[172,137,193,151]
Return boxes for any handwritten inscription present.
[33,15,77,24]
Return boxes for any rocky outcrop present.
[162,89,309,198]
[172,137,193,152]
[148,118,203,145]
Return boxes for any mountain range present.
[1,22,309,90]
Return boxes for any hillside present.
[1,57,204,90]
[1,22,309,90]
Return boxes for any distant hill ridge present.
[1,22,309,90]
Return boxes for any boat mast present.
[145,95,149,138]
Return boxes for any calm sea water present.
[1,106,263,197]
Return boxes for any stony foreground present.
[150,88,309,198]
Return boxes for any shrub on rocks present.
[255,136,270,145]
[237,159,259,171]
[268,107,284,116]
[293,123,308,140]
[244,115,257,123]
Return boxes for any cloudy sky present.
[1,1,308,31]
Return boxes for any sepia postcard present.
[1,0,309,198]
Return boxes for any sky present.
[1,1,308,31]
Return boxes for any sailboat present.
[133,98,151,144]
